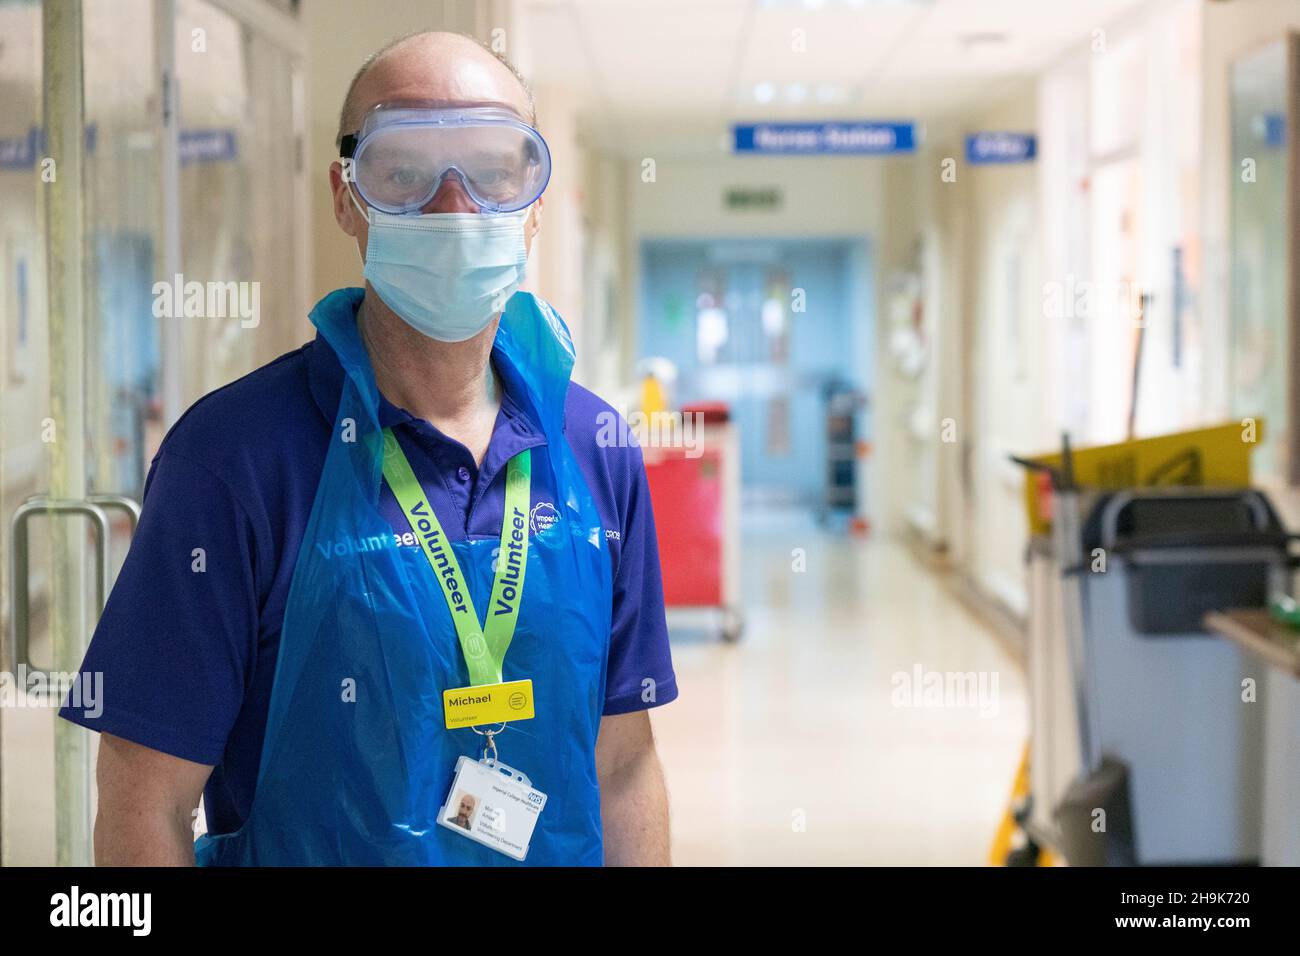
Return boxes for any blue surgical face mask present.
[351,187,530,343]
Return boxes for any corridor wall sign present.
[0,124,97,168]
[724,186,783,210]
[733,121,917,155]
[965,132,1037,164]
[0,125,236,169]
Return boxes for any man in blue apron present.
[60,31,677,865]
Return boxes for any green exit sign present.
[725,187,782,210]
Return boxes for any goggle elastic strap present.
[347,182,366,217]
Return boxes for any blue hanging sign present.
[966,132,1037,164]
[179,128,239,165]
[0,125,98,169]
[0,125,235,169]
[0,128,39,169]
[1260,113,1286,149]
[733,121,917,155]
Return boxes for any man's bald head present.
[336,31,536,149]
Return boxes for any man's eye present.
[389,167,421,187]
[477,167,524,189]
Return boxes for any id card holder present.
[438,755,548,861]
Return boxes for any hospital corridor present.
[1,0,1299,935]
[659,510,1026,866]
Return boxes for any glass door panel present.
[1,0,304,868]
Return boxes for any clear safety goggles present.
[340,105,551,215]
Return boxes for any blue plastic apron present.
[195,287,613,866]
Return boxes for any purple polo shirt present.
[59,309,676,836]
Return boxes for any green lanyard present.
[381,428,531,687]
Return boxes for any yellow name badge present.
[442,679,535,729]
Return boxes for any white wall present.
[872,82,1041,618]
[1032,0,1205,453]
[954,88,1041,617]
[960,0,1300,619]
[946,0,1206,620]
[628,154,887,239]
[1029,0,1300,471]
[1200,0,1300,499]
[526,84,587,365]
[875,152,943,543]
[902,0,1222,621]
[576,151,632,397]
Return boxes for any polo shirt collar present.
[305,311,546,453]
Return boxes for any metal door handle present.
[9,496,112,679]
[87,493,141,534]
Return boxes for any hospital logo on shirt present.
[529,502,559,535]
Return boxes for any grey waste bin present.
[1074,488,1286,863]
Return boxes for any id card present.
[438,755,547,861]
[442,679,535,729]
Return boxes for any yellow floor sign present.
[1022,420,1262,535]
[989,743,1055,867]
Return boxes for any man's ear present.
[329,160,361,237]
[526,196,544,243]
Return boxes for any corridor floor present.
[653,508,1029,865]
